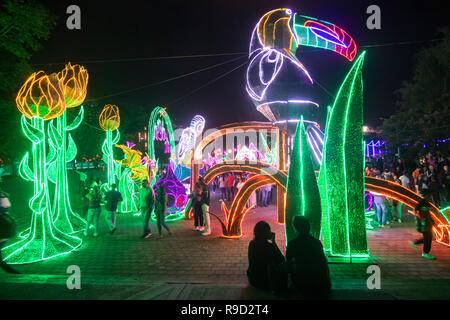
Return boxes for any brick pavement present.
[0,174,449,299]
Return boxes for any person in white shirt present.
[399,172,410,189]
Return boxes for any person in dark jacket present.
[247,221,287,292]
[104,183,123,234]
[286,216,331,297]
[154,184,171,238]
[428,177,441,208]
[199,177,211,235]
[140,180,155,239]
[0,189,20,273]
[409,191,436,260]
[192,182,204,231]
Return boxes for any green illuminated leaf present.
[66,106,84,131]
[29,186,46,214]
[319,52,368,257]
[102,139,110,156]
[46,140,57,164]
[112,128,120,144]
[19,152,34,182]
[285,119,322,242]
[65,133,77,162]
[47,161,57,184]
[48,120,62,148]
[21,115,44,143]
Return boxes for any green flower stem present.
[53,110,86,234]
[2,117,82,264]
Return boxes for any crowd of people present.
[365,153,450,207]
[211,173,274,208]
[80,173,173,239]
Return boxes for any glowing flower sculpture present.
[50,63,89,234]
[2,71,82,264]
[115,143,148,213]
[99,104,121,187]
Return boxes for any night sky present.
[31,0,447,129]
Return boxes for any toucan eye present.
[285,9,292,15]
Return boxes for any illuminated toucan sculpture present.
[246,8,357,164]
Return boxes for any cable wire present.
[166,60,249,106]
[30,52,248,66]
[85,55,246,102]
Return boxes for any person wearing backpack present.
[0,189,20,273]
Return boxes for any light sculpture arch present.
[199,162,450,247]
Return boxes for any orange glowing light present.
[57,62,88,108]
[99,104,120,131]
[16,71,65,120]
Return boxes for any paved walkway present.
[1,174,449,299]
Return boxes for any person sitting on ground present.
[409,190,436,260]
[247,221,287,293]
[286,216,331,297]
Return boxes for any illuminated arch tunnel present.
[196,161,450,247]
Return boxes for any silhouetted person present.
[247,221,287,293]
[410,190,436,259]
[192,182,204,231]
[286,216,331,297]
[154,184,171,238]
[140,180,155,239]
[104,183,123,234]
[0,189,20,273]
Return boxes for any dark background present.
[31,0,447,129]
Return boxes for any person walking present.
[140,180,155,239]
[104,183,123,234]
[373,188,388,228]
[225,173,235,201]
[75,170,87,194]
[0,189,20,273]
[154,184,172,238]
[428,177,441,208]
[192,182,204,231]
[84,186,102,237]
[219,175,227,200]
[261,185,269,207]
[409,191,436,260]
[199,177,211,236]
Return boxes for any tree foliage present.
[380,27,450,157]
[0,0,56,162]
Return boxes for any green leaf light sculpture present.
[285,118,322,243]
[318,52,369,258]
